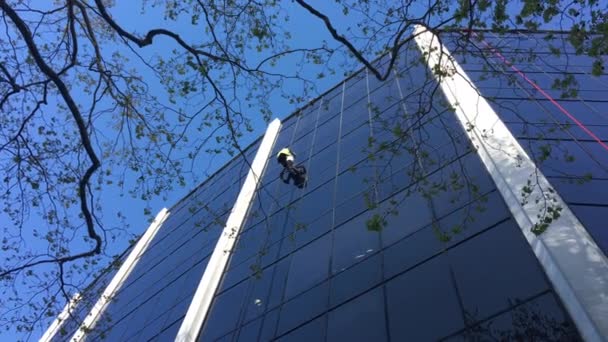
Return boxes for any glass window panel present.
[280,115,298,132]
[382,190,507,279]
[343,74,368,106]
[459,293,581,341]
[272,180,297,207]
[138,298,189,341]
[449,220,550,323]
[294,106,320,139]
[306,163,335,191]
[291,179,335,225]
[220,257,252,292]
[340,119,370,150]
[317,92,343,126]
[569,205,608,254]
[339,124,371,172]
[330,252,383,307]
[372,99,402,136]
[139,261,204,335]
[276,315,327,342]
[236,317,263,342]
[280,210,333,258]
[334,191,369,228]
[507,122,608,141]
[152,320,181,341]
[339,151,370,176]
[366,56,394,90]
[407,62,442,94]
[342,98,370,136]
[327,287,387,342]
[336,165,374,202]
[432,154,497,207]
[373,146,417,184]
[277,282,329,336]
[369,51,393,74]
[383,223,443,280]
[411,117,469,153]
[274,126,297,153]
[199,280,248,341]
[94,243,213,340]
[230,223,267,266]
[210,332,234,342]
[313,116,340,154]
[332,212,380,274]
[375,134,473,197]
[259,309,280,341]
[435,190,510,245]
[576,100,608,123]
[265,208,291,244]
[241,264,276,323]
[267,256,291,310]
[291,130,315,159]
[526,140,608,179]
[309,143,337,176]
[368,78,401,116]
[378,151,496,226]
[386,255,465,341]
[465,70,572,97]
[380,190,433,247]
[395,44,427,74]
[490,98,608,126]
[548,177,608,206]
[284,234,331,299]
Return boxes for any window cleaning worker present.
[277,147,305,188]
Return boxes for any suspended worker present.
[277,147,306,188]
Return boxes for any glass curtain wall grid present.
[41,26,608,342]
[414,26,608,341]
[195,28,599,342]
[41,137,264,342]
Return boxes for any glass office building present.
[42,27,608,341]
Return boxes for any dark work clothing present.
[277,148,306,188]
[280,159,298,184]
[280,161,306,188]
[277,153,288,167]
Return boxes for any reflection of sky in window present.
[197,34,582,342]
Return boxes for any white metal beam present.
[69,208,170,341]
[414,25,608,341]
[39,293,81,342]
[175,118,281,342]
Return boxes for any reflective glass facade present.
[197,36,584,342]
[445,31,608,255]
[46,141,261,342]
[89,142,261,341]
[44,29,608,341]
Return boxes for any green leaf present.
[592,60,604,76]
[366,214,386,232]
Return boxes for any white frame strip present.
[39,293,81,342]
[175,118,281,342]
[413,25,608,340]
[70,208,169,341]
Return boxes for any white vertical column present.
[413,25,608,341]
[175,118,281,342]
[70,208,170,342]
[39,293,82,342]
